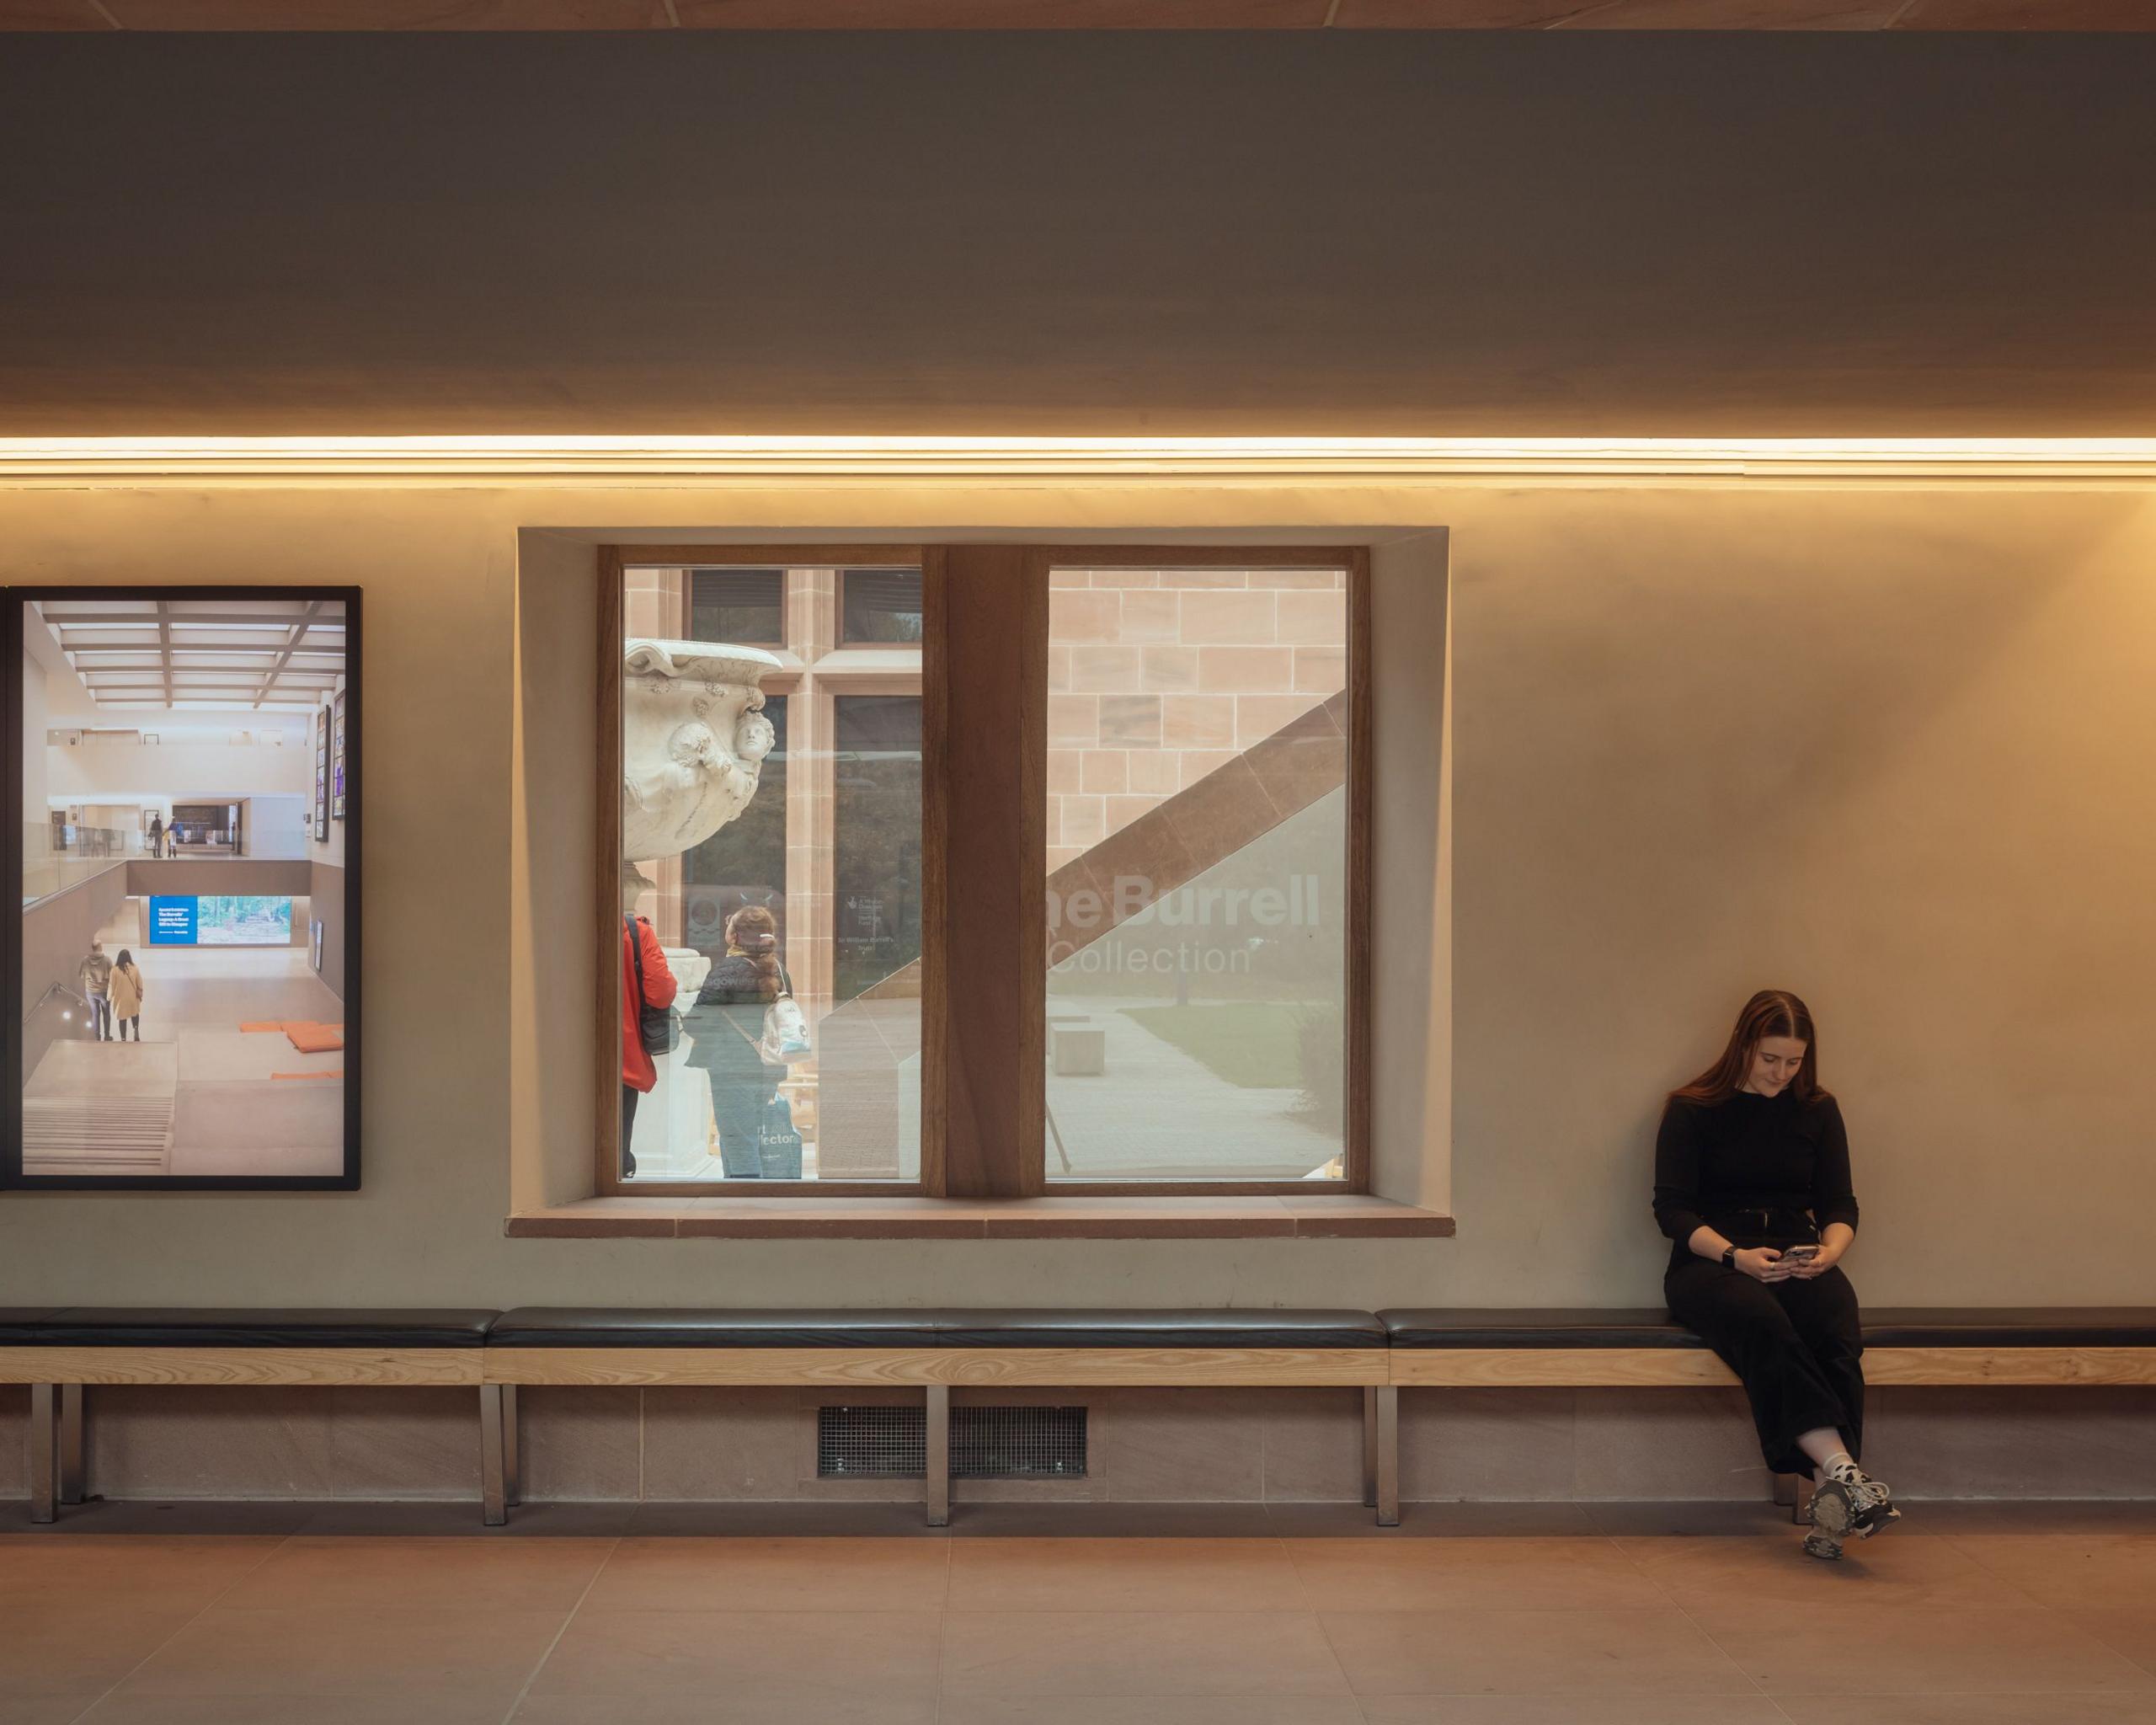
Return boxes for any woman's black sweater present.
[1652,1088,1860,1247]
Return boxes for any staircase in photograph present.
[21,1040,179,1177]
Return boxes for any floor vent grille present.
[817,1405,1089,1480]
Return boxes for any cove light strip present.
[3,436,2155,479]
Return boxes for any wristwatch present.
[1721,1247,1739,1269]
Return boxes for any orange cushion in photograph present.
[272,1070,343,1081]
[282,1022,344,1054]
[239,1021,285,1033]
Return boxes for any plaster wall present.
[45,739,310,806]
[1,479,2152,1311]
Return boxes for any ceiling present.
[3,0,2148,29]
[35,599,348,714]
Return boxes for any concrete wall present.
[2,480,2153,1316]
[4,34,2156,438]
[19,862,130,1081]
[45,738,308,806]
[312,862,345,1003]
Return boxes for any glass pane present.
[689,567,784,647]
[1044,565,1351,1182]
[841,568,923,644]
[18,594,352,1183]
[621,565,923,1183]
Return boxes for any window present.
[840,568,924,645]
[613,558,924,1188]
[602,545,1366,1199]
[1045,563,1353,1184]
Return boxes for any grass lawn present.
[1121,1001,1308,1089]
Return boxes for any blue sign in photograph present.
[148,895,198,945]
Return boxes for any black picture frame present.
[3,585,362,1192]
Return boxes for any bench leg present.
[1374,1385,1400,1528]
[1362,1387,1379,1509]
[59,1385,86,1506]
[480,1385,510,1527]
[1792,1473,1814,1525]
[1773,1471,1797,1509]
[925,1385,950,1528]
[501,1386,521,1509]
[29,1385,58,1525]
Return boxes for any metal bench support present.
[29,1385,57,1525]
[1370,1385,1399,1526]
[480,1384,510,1527]
[926,1384,950,1527]
[58,1385,85,1506]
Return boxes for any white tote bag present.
[760,994,813,1065]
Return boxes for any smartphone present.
[1780,1245,1820,1263]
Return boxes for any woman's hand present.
[1734,1247,1790,1282]
[1785,1239,1845,1279]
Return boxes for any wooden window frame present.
[597,542,1370,1201]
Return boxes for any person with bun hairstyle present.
[684,904,791,1178]
[1655,988,1899,1559]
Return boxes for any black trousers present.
[1666,1252,1865,1476]
[621,1084,640,1177]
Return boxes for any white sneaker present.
[1822,1458,1902,1539]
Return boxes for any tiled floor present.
[1,1502,2153,1723]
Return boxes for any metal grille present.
[817,1405,925,1478]
[817,1405,1089,1480]
[953,1406,1086,1479]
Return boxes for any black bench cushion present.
[488,1309,955,1348]
[29,1310,499,1348]
[1381,1308,2156,1350]
[938,1310,1387,1348]
[488,1309,1386,1348]
[0,1311,63,1339]
[1860,1309,2156,1348]
[1381,1310,1702,1348]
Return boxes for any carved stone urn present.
[621,638,782,865]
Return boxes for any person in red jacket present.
[621,912,677,1178]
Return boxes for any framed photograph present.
[3,586,361,1191]
[331,692,346,821]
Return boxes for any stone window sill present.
[504,1194,1455,1241]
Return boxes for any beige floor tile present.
[1774,1696,2156,1724]
[1358,1701,1790,1723]
[947,1537,1309,1611]
[938,1701,1364,1724]
[0,1698,105,1725]
[1946,1535,2156,1607]
[1319,1607,1758,1696]
[582,1534,947,1612]
[120,1606,567,1700]
[942,1610,1350,1696]
[1619,1532,2039,1609]
[0,1535,280,1605]
[0,1601,200,1698]
[1691,1604,2156,1694]
[2075,1609,2156,1677]
[515,1699,936,1724]
[212,1535,614,1613]
[78,1695,511,1724]
[529,1608,942,1701]
[1287,1536,1657,1612]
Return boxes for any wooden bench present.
[3,1308,500,1524]
[484,1306,1392,1526]
[1371,1306,2156,1528]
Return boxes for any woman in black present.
[1655,988,1899,1559]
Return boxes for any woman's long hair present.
[116,949,136,971]
[723,905,782,1003]
[1670,989,1832,1106]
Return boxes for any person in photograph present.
[1653,988,1898,1561]
[146,813,163,857]
[685,905,790,1178]
[621,908,677,1181]
[109,948,144,1042]
[77,940,114,1041]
